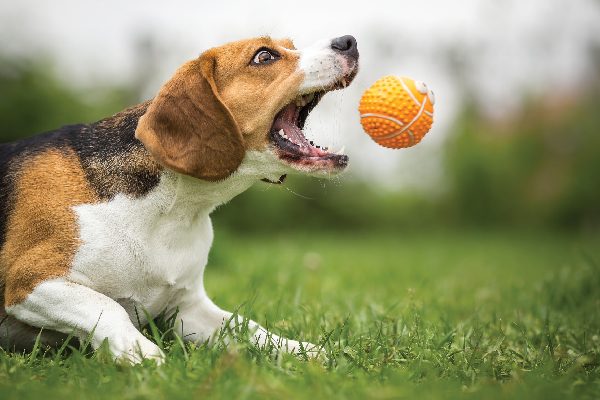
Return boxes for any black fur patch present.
[0,101,162,248]
[71,102,162,200]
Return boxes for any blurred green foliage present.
[213,80,600,233]
[1,55,598,232]
[213,177,443,233]
[445,87,600,230]
[0,56,135,141]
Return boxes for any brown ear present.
[135,56,244,181]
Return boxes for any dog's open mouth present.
[269,86,350,173]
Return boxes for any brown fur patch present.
[0,149,97,306]
[213,37,303,150]
[136,59,245,181]
[136,37,304,181]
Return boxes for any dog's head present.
[136,35,359,182]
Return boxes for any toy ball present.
[359,76,435,149]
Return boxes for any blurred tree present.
[212,175,442,233]
[444,80,600,230]
[0,56,136,142]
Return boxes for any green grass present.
[1,229,599,399]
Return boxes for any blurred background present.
[1,0,599,234]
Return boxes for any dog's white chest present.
[66,154,272,320]
[69,173,214,318]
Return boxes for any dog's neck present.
[159,150,287,217]
[89,103,287,214]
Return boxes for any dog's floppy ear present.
[135,55,244,181]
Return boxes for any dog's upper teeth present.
[278,129,287,139]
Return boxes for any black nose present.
[331,35,359,60]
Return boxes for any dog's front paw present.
[109,334,165,365]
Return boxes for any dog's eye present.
[251,48,279,65]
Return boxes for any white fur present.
[6,151,317,362]
[296,39,353,93]
[7,279,164,364]
[68,150,284,320]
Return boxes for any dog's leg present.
[174,293,320,357]
[5,278,164,363]
[0,305,77,352]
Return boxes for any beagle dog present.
[0,35,358,363]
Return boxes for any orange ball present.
[359,76,435,149]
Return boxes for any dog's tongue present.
[272,102,331,157]
[273,103,310,147]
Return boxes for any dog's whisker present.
[282,185,314,200]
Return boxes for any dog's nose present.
[331,35,359,60]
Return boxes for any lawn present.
[0,229,598,399]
